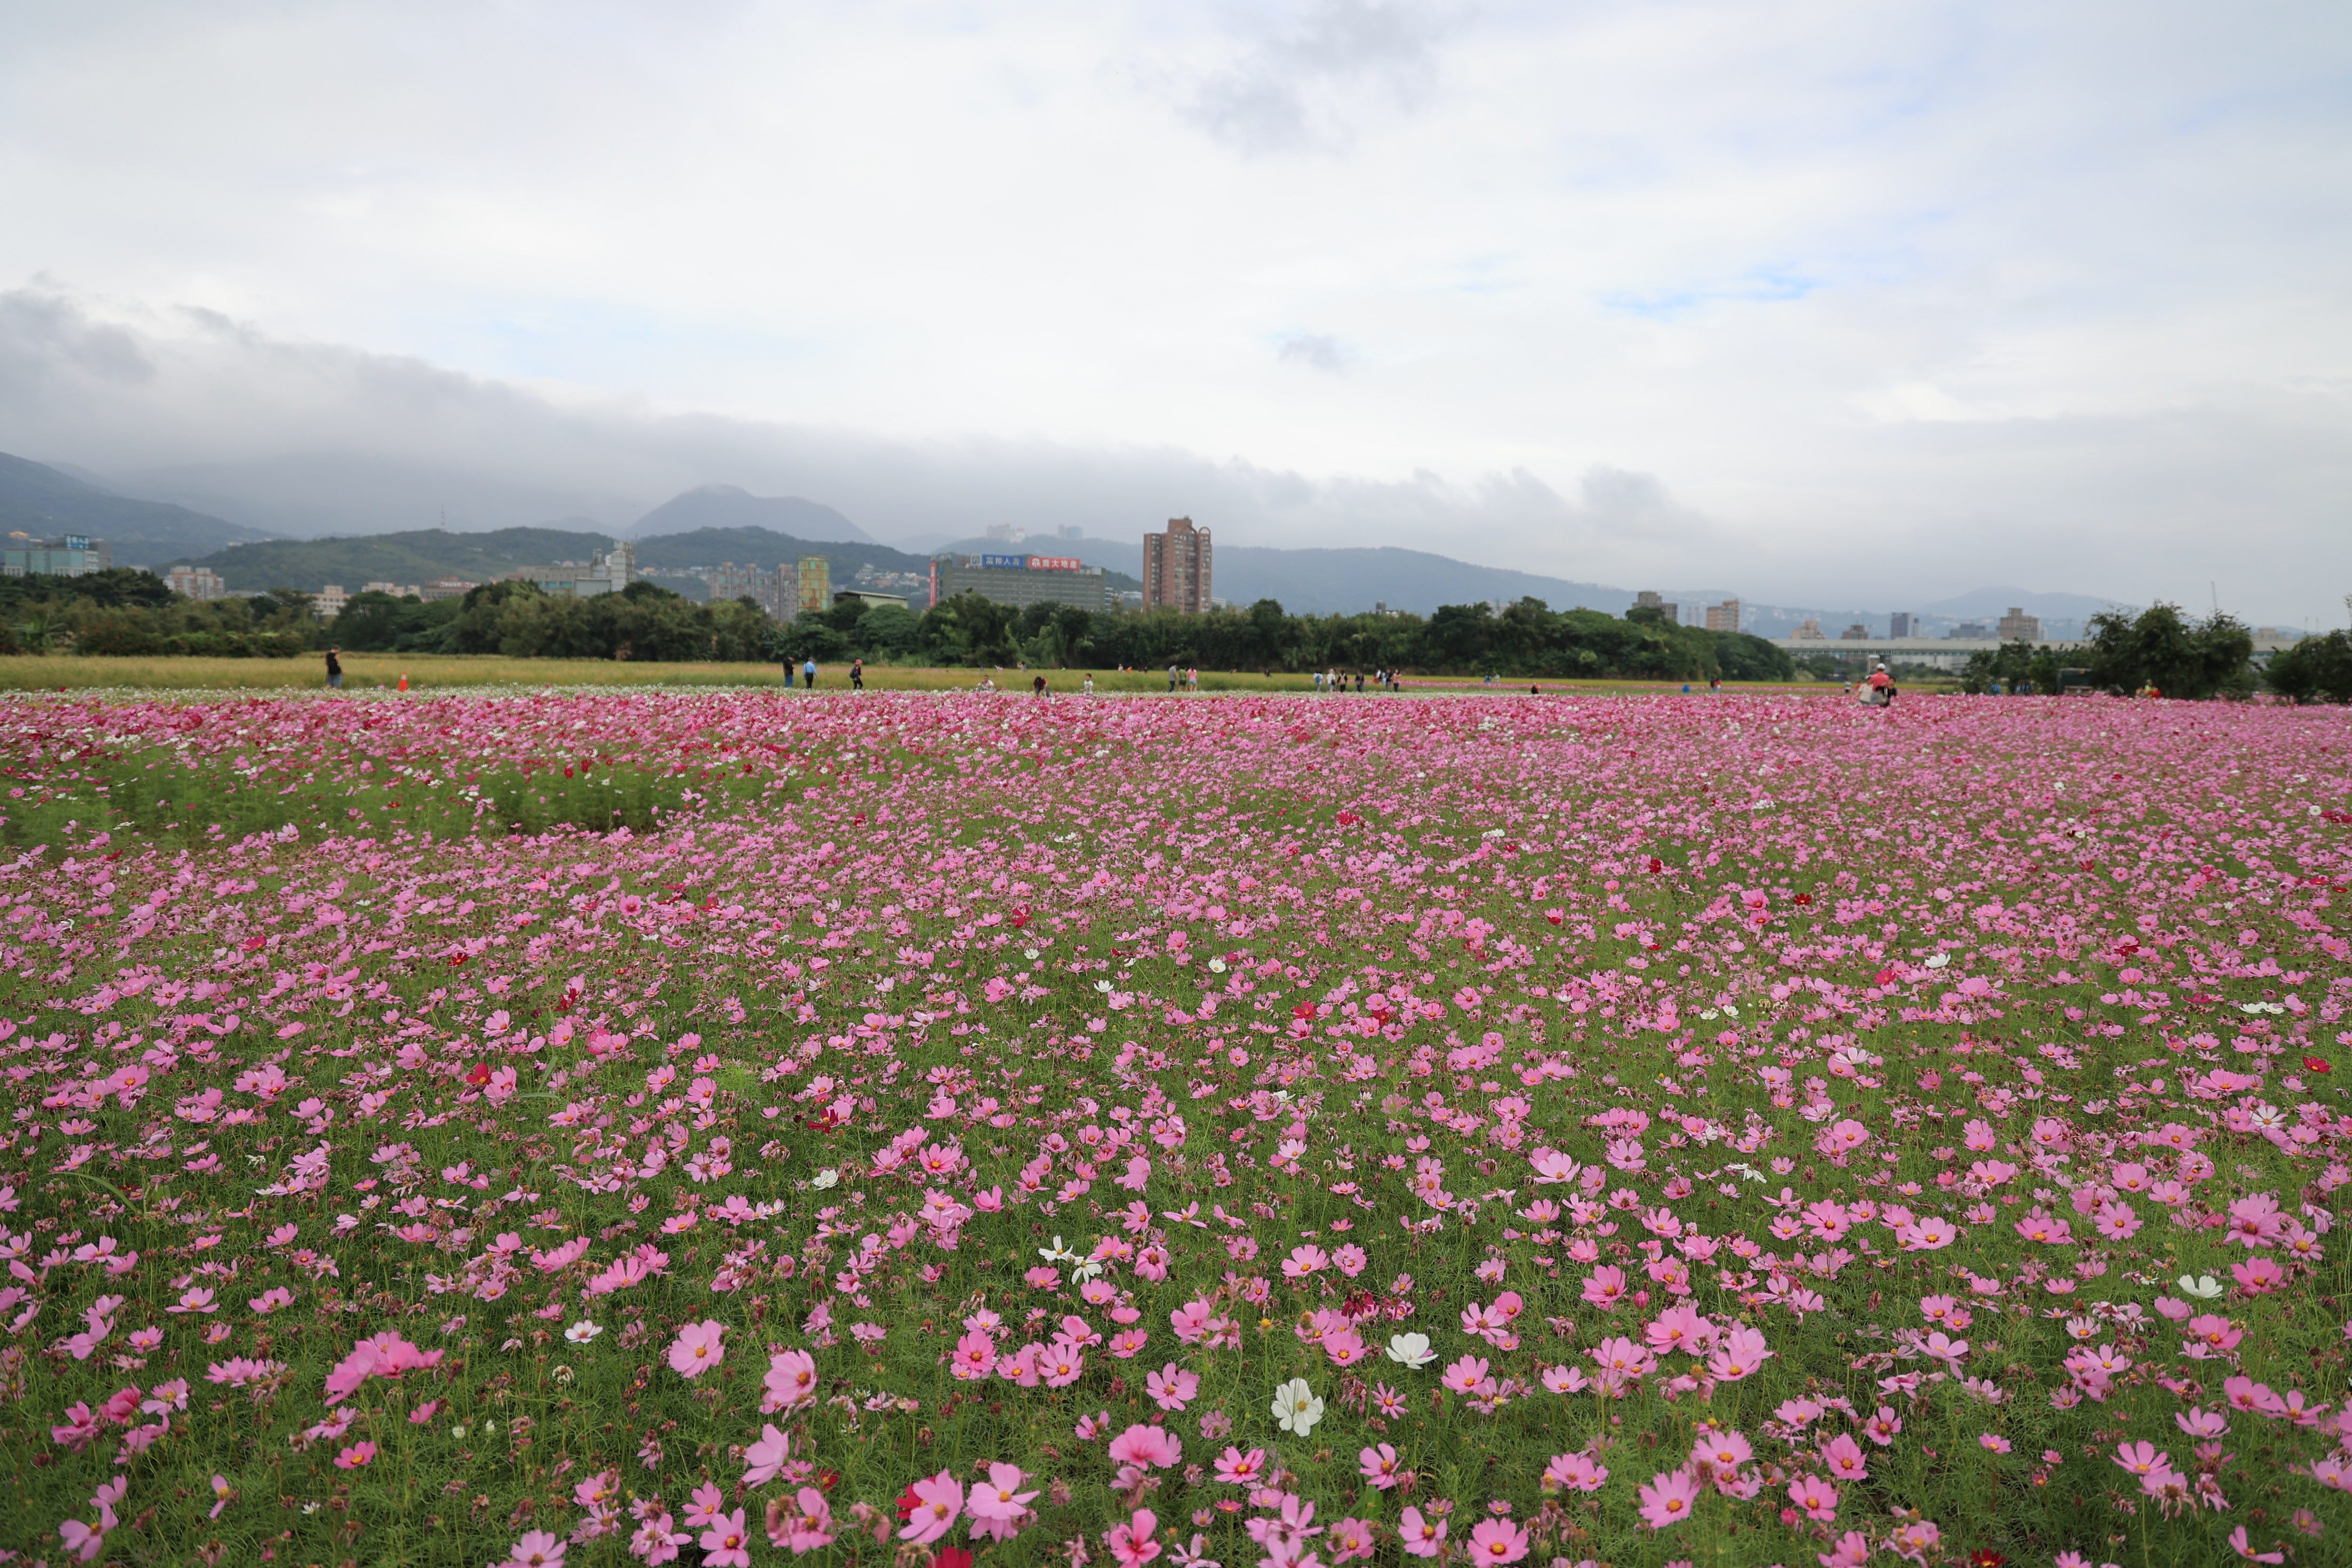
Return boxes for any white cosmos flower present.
[1272,1377,1324,1436]
[2178,1274,2225,1300]
[1039,1236,1077,1264]
[564,1319,604,1345]
[1924,953,1951,969]
[810,1168,840,1190]
[1385,1333,1436,1368]
[1208,957,1227,973]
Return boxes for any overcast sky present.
[2,1,2347,622]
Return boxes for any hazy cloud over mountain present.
[0,2,2346,623]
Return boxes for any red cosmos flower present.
[931,1551,975,1568]
[1010,908,1031,929]
[1968,1551,2009,1568]
[817,1469,840,1493]
[1793,892,1812,905]
[2304,1057,2332,1075]
[895,1484,922,1523]
[1874,969,1898,987]
[1337,811,1361,826]
[1646,856,1664,873]
[464,1063,491,1087]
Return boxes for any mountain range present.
[0,451,274,565]
[5,448,2153,629]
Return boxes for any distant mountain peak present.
[628,486,874,545]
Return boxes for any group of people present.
[1313,669,1400,693]
[1855,661,1899,707]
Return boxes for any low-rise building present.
[419,576,478,602]
[363,580,425,600]
[0,533,110,577]
[834,589,909,613]
[166,564,228,601]
[930,553,1116,612]
[528,541,636,599]
[316,583,350,618]
[1840,622,1870,641]
[1634,590,1680,624]
[1791,618,1826,640]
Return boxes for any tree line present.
[10,570,2348,700]
[781,593,1798,682]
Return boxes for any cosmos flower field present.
[1,687,2348,1568]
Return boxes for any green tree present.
[2082,604,2254,699]
[2264,630,2352,703]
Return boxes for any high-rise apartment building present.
[1634,590,1680,624]
[1701,598,1741,633]
[1889,612,1915,638]
[1996,606,2042,641]
[795,557,832,617]
[1143,517,1212,613]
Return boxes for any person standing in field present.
[325,646,343,690]
[803,657,818,690]
[850,658,864,691]
[1083,673,1095,695]
[1168,664,1179,693]
[1032,673,1048,697]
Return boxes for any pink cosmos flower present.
[762,1348,817,1410]
[1106,1508,1162,1568]
[1146,1364,1199,1411]
[1466,1518,1530,1565]
[668,1320,725,1378]
[1543,1452,1607,1493]
[500,1531,567,1567]
[1108,1424,1182,1470]
[1817,1531,1871,1568]
[700,1508,753,1568]
[898,1470,962,1544]
[771,1488,834,1554]
[2227,1527,2285,1563]
[1398,1506,1447,1558]
[1637,1468,1700,1528]
[968,1461,1039,1521]
[1820,1433,1868,1480]
[1326,1516,1376,1562]
[1212,1447,1267,1486]
[1705,1326,1772,1382]
[743,1423,793,1486]
[334,1441,377,1469]
[1360,1443,1405,1489]
[1581,1264,1629,1308]
[1786,1474,1837,1521]
[1885,1520,1941,1564]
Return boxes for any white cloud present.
[0,1,2346,624]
